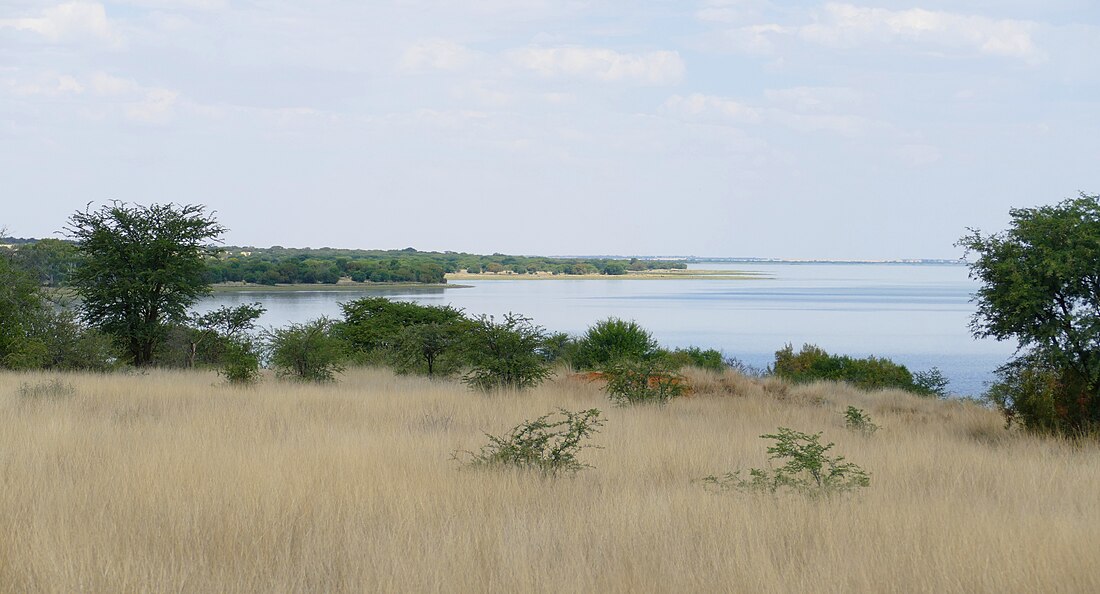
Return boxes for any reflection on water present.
[197,263,1013,396]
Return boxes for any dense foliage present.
[65,202,226,366]
[462,313,552,391]
[203,247,685,285]
[960,194,1100,434]
[266,317,346,382]
[572,318,660,370]
[772,343,941,396]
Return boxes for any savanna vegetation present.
[2,367,1097,592]
[4,195,1100,590]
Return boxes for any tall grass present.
[1,367,1097,593]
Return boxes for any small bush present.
[462,313,551,392]
[18,379,75,400]
[772,343,931,395]
[220,339,261,385]
[663,346,727,372]
[572,318,658,370]
[843,406,879,435]
[913,367,950,398]
[456,408,605,476]
[603,357,687,406]
[266,317,346,382]
[702,428,870,498]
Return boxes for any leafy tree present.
[959,194,1100,433]
[603,356,687,406]
[394,322,465,377]
[339,297,465,354]
[65,202,226,366]
[572,317,659,370]
[266,317,346,382]
[0,250,50,369]
[188,303,266,368]
[462,313,552,391]
[12,238,78,287]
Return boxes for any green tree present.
[959,193,1100,433]
[572,317,659,370]
[65,202,226,366]
[339,297,466,355]
[266,317,346,382]
[0,250,50,369]
[462,313,552,391]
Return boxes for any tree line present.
[5,195,1100,436]
[1,237,687,288]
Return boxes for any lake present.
[197,262,1015,397]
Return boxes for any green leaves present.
[457,408,605,476]
[960,193,1100,433]
[703,428,871,498]
[65,202,226,366]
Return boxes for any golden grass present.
[1,367,1097,593]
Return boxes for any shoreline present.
[446,269,767,281]
[210,281,465,292]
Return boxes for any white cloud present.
[663,93,761,123]
[0,2,122,47]
[400,39,479,72]
[508,46,685,85]
[663,90,877,137]
[712,3,1042,62]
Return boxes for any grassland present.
[1,368,1097,593]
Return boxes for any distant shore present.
[210,281,463,292]
[445,268,766,281]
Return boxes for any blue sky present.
[2,1,1098,258]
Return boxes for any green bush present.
[843,406,879,435]
[984,356,1090,434]
[462,313,552,391]
[572,318,659,370]
[456,408,605,476]
[603,357,687,406]
[219,339,261,385]
[913,367,950,398]
[266,317,346,382]
[702,428,870,498]
[663,346,726,372]
[772,343,938,395]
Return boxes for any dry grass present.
[1,367,1097,593]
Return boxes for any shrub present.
[663,346,726,372]
[572,317,659,370]
[456,408,605,476]
[219,339,262,385]
[18,379,75,400]
[772,343,930,394]
[603,357,687,406]
[984,356,1087,434]
[266,317,346,382]
[913,367,950,398]
[462,313,552,391]
[702,428,870,498]
[844,406,879,435]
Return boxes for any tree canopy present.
[960,193,1100,432]
[65,202,226,366]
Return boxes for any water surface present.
[198,262,1013,396]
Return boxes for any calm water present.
[197,262,1014,396]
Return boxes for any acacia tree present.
[65,202,226,366]
[959,193,1100,433]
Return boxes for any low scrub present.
[773,343,944,397]
[455,408,604,476]
[703,428,870,498]
[602,358,687,406]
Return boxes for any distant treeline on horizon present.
[0,238,686,286]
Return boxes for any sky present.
[2,1,1098,259]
